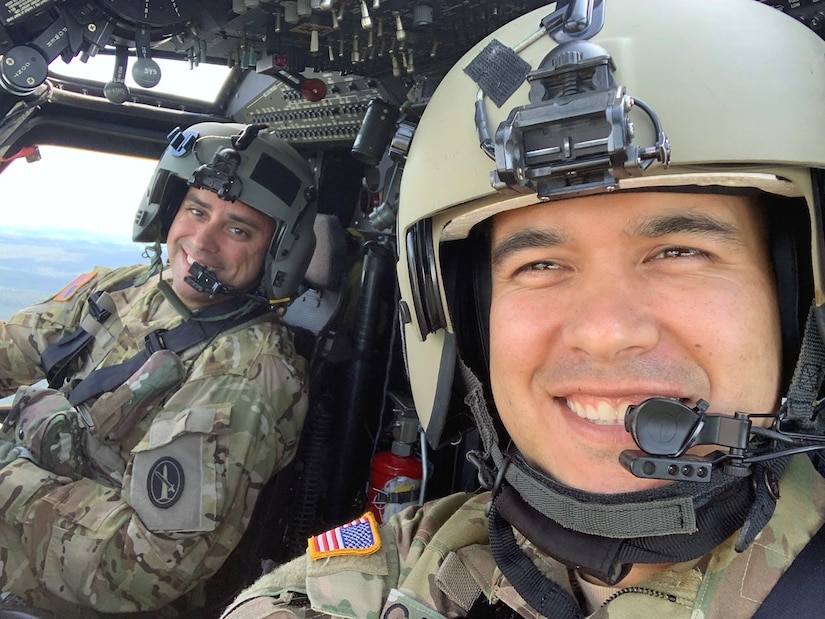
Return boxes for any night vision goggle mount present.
[471,0,670,200]
[492,41,671,199]
[187,124,267,202]
[621,397,825,483]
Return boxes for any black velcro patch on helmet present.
[251,151,302,206]
[463,39,531,108]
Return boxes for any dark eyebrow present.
[491,228,567,267]
[226,212,261,229]
[491,211,743,268]
[183,193,213,210]
[630,213,740,242]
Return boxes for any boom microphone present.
[184,262,232,298]
[619,397,825,482]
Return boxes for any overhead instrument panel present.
[207,1,553,82]
[760,0,825,35]
[0,1,554,101]
[241,70,395,147]
[1,1,822,107]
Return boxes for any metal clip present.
[145,329,167,354]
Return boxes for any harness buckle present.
[145,329,168,354]
[87,291,111,323]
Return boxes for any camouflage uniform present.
[0,264,307,616]
[220,455,825,618]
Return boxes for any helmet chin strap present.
[135,240,165,287]
[488,460,779,583]
[459,301,825,607]
[459,361,791,591]
[784,304,825,436]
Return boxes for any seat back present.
[283,213,348,336]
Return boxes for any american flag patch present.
[308,512,381,560]
[53,271,98,302]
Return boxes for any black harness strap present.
[42,322,100,388]
[42,288,124,388]
[66,298,267,407]
[752,521,825,618]
[488,494,583,619]
[40,278,268,408]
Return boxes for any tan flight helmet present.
[397,0,825,448]
[134,122,318,303]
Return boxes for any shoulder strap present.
[752,521,825,618]
[42,284,133,388]
[42,320,100,388]
[66,298,268,407]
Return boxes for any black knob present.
[132,24,161,88]
[104,45,131,104]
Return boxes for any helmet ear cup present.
[443,222,492,390]
[767,194,813,390]
[443,223,515,447]
[133,172,188,243]
[157,179,188,241]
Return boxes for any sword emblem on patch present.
[147,456,185,508]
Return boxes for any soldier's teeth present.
[565,399,632,425]
[187,255,215,270]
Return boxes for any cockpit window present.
[0,145,155,318]
[49,55,232,103]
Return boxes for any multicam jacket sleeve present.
[0,265,308,614]
[219,457,825,619]
[219,492,490,619]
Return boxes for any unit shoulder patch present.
[53,271,98,302]
[308,512,381,560]
[147,456,185,508]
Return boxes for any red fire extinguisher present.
[368,399,424,524]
